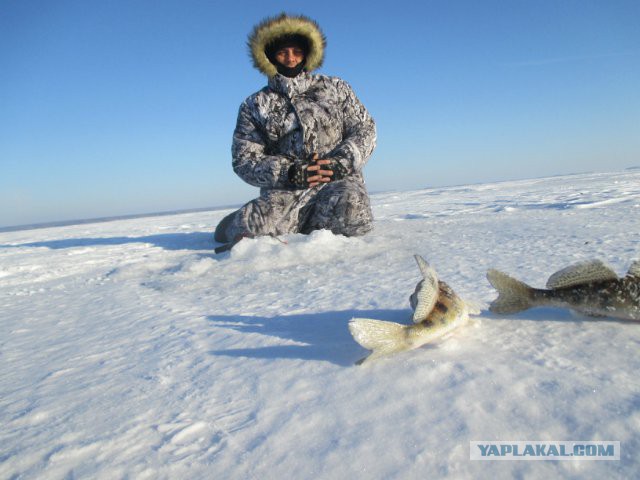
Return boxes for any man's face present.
[274,46,305,68]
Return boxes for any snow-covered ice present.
[1,170,639,479]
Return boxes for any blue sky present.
[1,0,639,227]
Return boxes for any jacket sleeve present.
[328,80,377,175]
[231,100,293,189]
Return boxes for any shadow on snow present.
[1,232,218,251]
[484,307,638,325]
[207,307,637,367]
[207,309,411,367]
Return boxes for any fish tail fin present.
[348,318,411,364]
[486,269,534,314]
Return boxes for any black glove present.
[288,161,313,189]
[321,159,349,181]
[288,157,350,188]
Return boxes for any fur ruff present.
[248,13,326,77]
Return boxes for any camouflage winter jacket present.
[231,72,376,192]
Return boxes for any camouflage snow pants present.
[214,177,373,243]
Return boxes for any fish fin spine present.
[486,269,534,314]
[546,260,618,288]
[411,255,439,323]
[627,260,640,278]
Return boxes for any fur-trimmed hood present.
[248,13,326,77]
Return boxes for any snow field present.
[1,170,639,479]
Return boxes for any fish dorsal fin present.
[412,255,439,323]
[627,260,640,278]
[546,260,618,289]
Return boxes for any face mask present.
[276,61,306,78]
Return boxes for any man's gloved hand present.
[288,159,319,189]
[318,158,348,181]
[288,154,350,189]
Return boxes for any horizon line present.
[2,168,638,233]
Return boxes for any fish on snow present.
[349,255,478,365]
[487,259,640,321]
